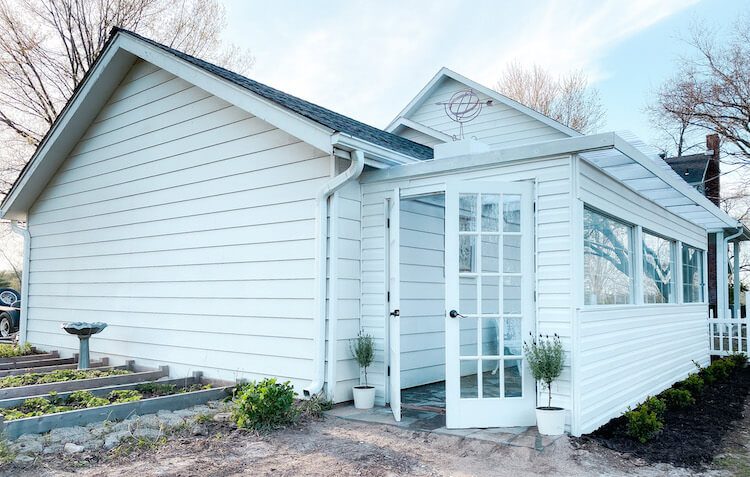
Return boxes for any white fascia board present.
[612,134,741,229]
[361,132,616,183]
[386,67,581,138]
[117,35,335,156]
[390,117,452,143]
[331,132,423,169]
[1,42,135,220]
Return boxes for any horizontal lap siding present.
[400,198,445,389]
[361,156,573,406]
[26,61,331,389]
[406,78,569,148]
[577,305,709,434]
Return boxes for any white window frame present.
[681,243,706,304]
[641,229,677,304]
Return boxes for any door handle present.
[449,309,464,319]
[390,309,400,317]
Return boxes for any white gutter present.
[9,221,30,344]
[304,149,365,398]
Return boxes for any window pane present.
[643,232,674,303]
[503,195,521,232]
[481,194,500,232]
[682,245,704,303]
[583,209,633,305]
[459,194,477,231]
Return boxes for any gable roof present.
[664,153,710,185]
[119,29,433,162]
[386,67,582,138]
[1,29,434,220]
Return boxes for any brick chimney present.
[705,133,720,316]
[705,134,720,206]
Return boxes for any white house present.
[1,29,747,435]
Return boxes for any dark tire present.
[0,288,19,306]
[0,313,11,338]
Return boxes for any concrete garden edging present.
[0,383,232,439]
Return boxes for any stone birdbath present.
[61,322,107,369]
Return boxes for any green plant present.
[0,342,33,358]
[678,373,705,396]
[67,390,109,408]
[0,368,130,389]
[231,378,298,430]
[709,358,736,381]
[298,392,334,419]
[728,352,749,368]
[194,413,213,424]
[625,405,664,443]
[659,388,695,410]
[350,330,374,387]
[523,333,564,408]
[108,389,143,403]
[0,439,14,464]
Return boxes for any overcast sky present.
[222,0,746,148]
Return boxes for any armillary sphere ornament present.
[436,89,493,139]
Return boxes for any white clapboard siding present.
[403,77,569,149]
[399,197,446,389]
[24,60,332,391]
[361,155,573,405]
[576,304,709,434]
[398,127,446,147]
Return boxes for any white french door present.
[387,189,401,422]
[445,181,536,429]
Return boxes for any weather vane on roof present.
[436,89,493,140]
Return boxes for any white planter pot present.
[352,385,375,409]
[536,407,566,436]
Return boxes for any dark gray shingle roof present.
[117,29,433,161]
[664,154,710,185]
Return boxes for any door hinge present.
[387,218,390,228]
[387,365,390,377]
[387,291,390,302]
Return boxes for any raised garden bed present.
[0,350,58,367]
[0,364,169,400]
[577,358,750,468]
[0,357,108,378]
[0,374,233,439]
[0,343,37,360]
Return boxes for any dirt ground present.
[1,414,737,477]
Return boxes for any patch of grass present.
[194,413,213,424]
[0,439,15,464]
[0,343,34,358]
[715,454,750,477]
[112,435,167,458]
[298,392,334,420]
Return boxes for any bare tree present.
[496,61,605,134]
[649,16,750,163]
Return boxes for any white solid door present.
[388,189,401,422]
[445,181,536,429]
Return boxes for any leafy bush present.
[231,378,298,430]
[678,374,705,396]
[523,333,564,408]
[641,396,666,418]
[0,342,33,358]
[625,405,664,443]
[728,352,749,368]
[709,358,736,381]
[350,330,375,387]
[659,388,695,410]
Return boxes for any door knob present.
[449,310,464,318]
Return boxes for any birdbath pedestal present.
[62,322,107,369]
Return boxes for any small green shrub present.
[523,333,564,408]
[0,342,33,358]
[678,374,705,396]
[350,330,375,387]
[641,396,666,418]
[710,359,736,381]
[231,378,298,430]
[659,388,695,410]
[625,405,664,443]
[728,352,749,368]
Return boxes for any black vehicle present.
[0,288,21,338]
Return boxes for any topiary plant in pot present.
[350,330,375,409]
[524,333,565,435]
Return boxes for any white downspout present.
[9,220,30,344]
[304,149,364,398]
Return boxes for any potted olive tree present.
[524,333,565,435]
[350,330,375,409]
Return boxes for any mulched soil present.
[575,366,750,468]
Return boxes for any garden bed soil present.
[576,366,750,468]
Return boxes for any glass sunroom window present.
[643,232,674,304]
[682,246,704,303]
[584,209,633,305]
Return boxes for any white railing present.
[709,316,749,356]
